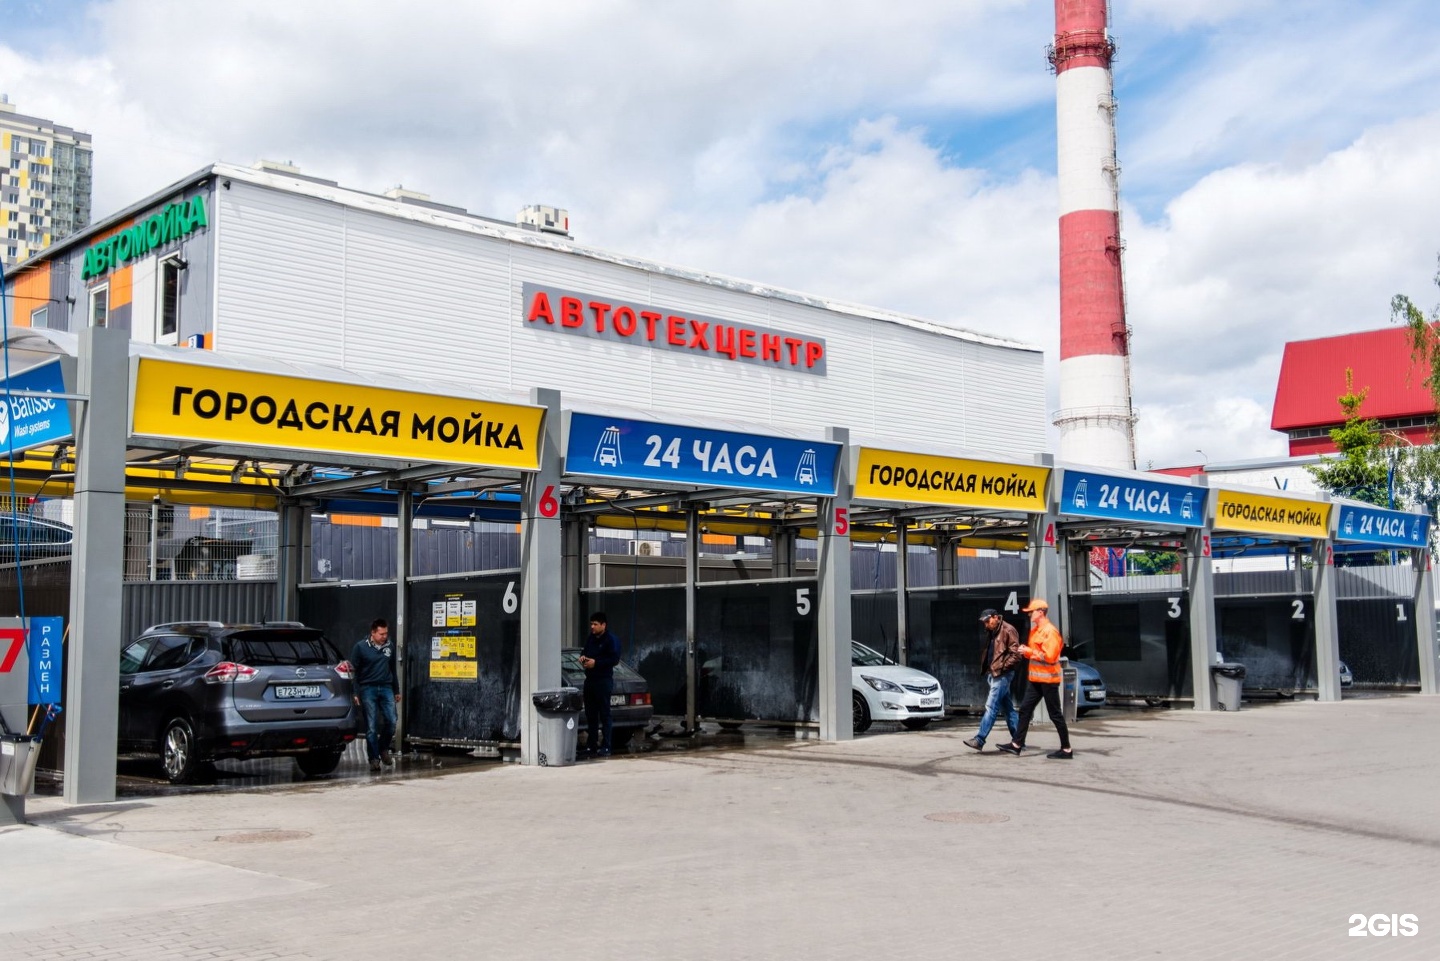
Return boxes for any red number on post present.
[1043,523,1056,547]
[834,507,849,537]
[538,485,559,518]
[1202,535,1211,558]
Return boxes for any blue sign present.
[565,412,840,496]
[1060,469,1204,528]
[27,616,63,705]
[1335,504,1429,548]
[0,360,73,455]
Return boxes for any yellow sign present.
[429,661,478,681]
[431,634,477,659]
[131,358,544,470]
[1214,489,1331,538]
[854,448,1049,512]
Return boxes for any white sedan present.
[851,641,945,733]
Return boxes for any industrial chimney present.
[1050,0,1136,469]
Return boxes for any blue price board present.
[27,616,64,705]
[1335,504,1429,548]
[1060,469,1204,528]
[0,360,73,455]
[565,412,840,496]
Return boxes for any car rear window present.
[225,630,341,667]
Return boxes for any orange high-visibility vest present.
[1026,620,1065,683]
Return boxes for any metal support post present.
[1029,456,1061,625]
[817,428,852,741]
[1185,476,1218,711]
[561,515,586,650]
[394,487,413,746]
[895,518,909,665]
[773,528,796,579]
[1313,530,1341,702]
[64,326,129,804]
[1414,548,1437,695]
[519,389,563,765]
[936,534,957,587]
[147,497,159,580]
[274,498,305,621]
[685,509,699,732]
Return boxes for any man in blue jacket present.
[579,612,621,758]
[350,618,401,772]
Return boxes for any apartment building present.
[1,95,93,270]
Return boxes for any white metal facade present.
[201,169,1046,452]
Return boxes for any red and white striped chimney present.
[1051,0,1136,469]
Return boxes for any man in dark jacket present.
[350,618,400,772]
[579,611,621,758]
[963,609,1022,751]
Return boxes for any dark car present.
[118,621,358,782]
[0,513,74,564]
[561,648,654,748]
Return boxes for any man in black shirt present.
[349,618,400,772]
[579,612,621,758]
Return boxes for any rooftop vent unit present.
[628,540,660,557]
[384,186,431,202]
[252,159,302,175]
[518,204,570,237]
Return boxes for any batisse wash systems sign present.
[131,358,544,470]
[81,195,208,280]
[523,282,827,375]
[854,448,1049,512]
[1213,489,1331,539]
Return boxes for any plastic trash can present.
[0,734,42,796]
[1211,662,1246,711]
[531,687,583,767]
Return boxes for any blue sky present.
[3,0,1440,467]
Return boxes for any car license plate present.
[609,694,626,706]
[920,697,940,707]
[275,684,323,700]
[1086,691,1104,701]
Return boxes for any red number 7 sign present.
[0,628,25,673]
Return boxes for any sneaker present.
[382,752,396,767]
[962,737,984,751]
[369,760,383,772]
[1046,749,1074,760]
[596,747,611,758]
[996,742,1023,756]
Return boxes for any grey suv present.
[118,621,358,783]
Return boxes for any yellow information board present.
[854,448,1049,512]
[429,661,478,680]
[1213,489,1331,539]
[131,357,544,470]
[432,634,477,659]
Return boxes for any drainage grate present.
[214,830,313,843]
[924,811,1010,824]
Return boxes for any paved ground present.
[3,696,1439,960]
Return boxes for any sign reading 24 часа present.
[1336,504,1430,548]
[565,412,840,496]
[1060,469,1205,528]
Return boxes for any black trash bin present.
[531,687,583,766]
[1211,662,1246,711]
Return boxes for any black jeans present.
[1014,680,1070,751]
[583,676,614,753]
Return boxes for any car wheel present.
[1276,687,1296,699]
[1144,697,1164,707]
[717,721,744,732]
[900,718,930,731]
[610,727,640,751]
[1076,708,1091,718]
[296,749,345,778]
[852,691,872,734]
[161,717,202,784]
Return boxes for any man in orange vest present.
[997,598,1073,759]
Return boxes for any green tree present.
[1306,369,1390,506]
[1392,254,1440,418]
[1129,550,1179,575]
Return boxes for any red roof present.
[1271,327,1434,431]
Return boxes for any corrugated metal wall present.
[213,181,1046,454]
[121,580,277,640]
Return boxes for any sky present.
[3,0,1439,469]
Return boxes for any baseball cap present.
[978,608,1001,621]
[1019,598,1049,612]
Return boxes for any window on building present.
[30,306,47,329]
[160,257,182,338]
[9,137,24,153]
[8,159,19,170]
[5,229,16,240]
[29,141,46,158]
[5,245,17,260]
[89,285,108,327]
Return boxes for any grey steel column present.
[817,428,852,741]
[561,514,586,655]
[1029,456,1061,623]
[519,388,563,765]
[1414,548,1438,695]
[937,534,957,587]
[895,518,909,665]
[685,509,698,732]
[773,528,795,579]
[275,498,304,621]
[64,326,128,805]
[1185,476,1218,711]
[393,487,413,747]
[1312,514,1341,702]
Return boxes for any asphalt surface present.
[4,696,1439,960]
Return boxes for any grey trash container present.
[1211,662,1246,711]
[531,687,583,766]
[0,735,42,796]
